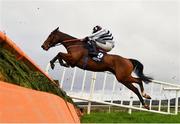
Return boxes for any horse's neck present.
[62,39,86,51]
[56,31,85,51]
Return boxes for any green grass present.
[81,111,180,123]
[0,45,73,103]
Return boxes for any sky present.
[0,0,179,84]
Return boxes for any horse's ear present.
[56,27,59,31]
[53,27,59,32]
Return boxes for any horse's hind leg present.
[136,79,151,99]
[130,77,151,99]
[122,82,150,110]
[125,76,151,99]
[117,76,150,109]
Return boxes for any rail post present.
[60,67,66,88]
[87,101,92,114]
[81,70,87,97]
[101,72,107,100]
[87,72,97,114]
[163,87,180,115]
[70,67,77,91]
[175,90,179,115]
[128,92,133,114]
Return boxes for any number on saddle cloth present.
[85,43,105,62]
[92,52,104,62]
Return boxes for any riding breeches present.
[96,41,114,52]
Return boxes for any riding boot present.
[89,40,98,57]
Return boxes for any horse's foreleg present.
[55,52,78,67]
[57,52,72,67]
[50,52,70,69]
[50,54,59,69]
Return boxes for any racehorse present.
[41,27,153,110]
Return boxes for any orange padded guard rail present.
[0,32,80,123]
[0,81,79,123]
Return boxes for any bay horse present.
[41,27,153,110]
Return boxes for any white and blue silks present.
[88,28,115,52]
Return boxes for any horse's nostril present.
[41,45,49,51]
[41,45,45,49]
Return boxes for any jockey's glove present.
[82,37,90,42]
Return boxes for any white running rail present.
[46,63,180,115]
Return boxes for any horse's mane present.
[58,30,77,40]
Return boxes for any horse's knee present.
[57,52,62,57]
[69,60,77,67]
[115,72,125,82]
[115,76,123,83]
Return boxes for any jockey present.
[84,25,115,57]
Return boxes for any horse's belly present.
[76,58,109,72]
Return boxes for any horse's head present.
[41,27,61,51]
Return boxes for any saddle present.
[85,41,106,62]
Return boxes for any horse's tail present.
[129,59,153,84]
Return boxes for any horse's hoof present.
[144,104,150,110]
[50,64,55,70]
[50,61,55,70]
[61,63,70,68]
[63,63,70,67]
[146,95,151,99]
[143,93,151,99]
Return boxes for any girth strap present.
[82,55,89,69]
